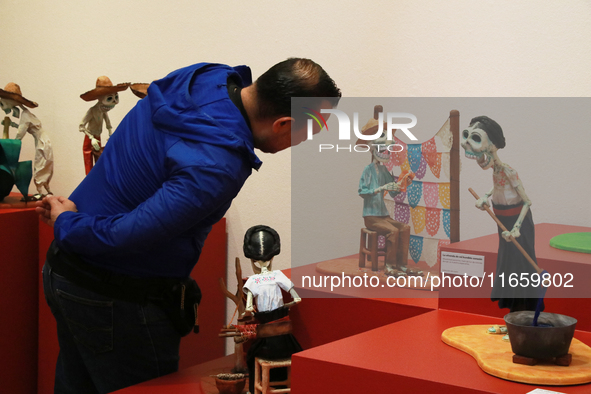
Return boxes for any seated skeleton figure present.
[241,225,301,394]
[357,116,419,277]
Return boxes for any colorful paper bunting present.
[406,181,422,208]
[443,209,450,238]
[423,182,439,208]
[426,207,441,236]
[411,206,426,234]
[408,144,422,173]
[394,202,410,224]
[409,235,423,264]
[439,183,450,209]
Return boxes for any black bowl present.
[504,311,577,359]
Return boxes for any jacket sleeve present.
[54,162,240,256]
[358,166,376,197]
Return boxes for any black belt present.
[46,240,181,304]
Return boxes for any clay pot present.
[504,311,577,359]
[214,376,246,394]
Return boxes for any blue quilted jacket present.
[54,63,261,277]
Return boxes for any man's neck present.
[241,85,273,150]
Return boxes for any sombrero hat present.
[130,83,150,99]
[0,82,38,108]
[80,76,130,101]
[355,117,390,146]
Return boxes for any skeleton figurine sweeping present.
[0,83,53,200]
[357,110,419,278]
[241,225,302,394]
[461,116,542,313]
[79,76,129,175]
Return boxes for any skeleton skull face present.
[371,131,394,163]
[461,124,496,170]
[250,259,272,275]
[99,93,119,112]
[0,98,18,114]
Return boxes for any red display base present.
[440,223,591,331]
[292,309,591,393]
[0,193,35,209]
[0,208,39,394]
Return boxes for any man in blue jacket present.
[37,58,340,394]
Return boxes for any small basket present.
[214,373,246,394]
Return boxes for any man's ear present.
[272,116,294,134]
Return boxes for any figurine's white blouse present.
[243,270,294,312]
[491,163,522,206]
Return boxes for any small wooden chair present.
[254,357,291,394]
[359,228,387,271]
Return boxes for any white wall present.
[2,0,590,353]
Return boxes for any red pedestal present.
[440,223,591,331]
[179,218,227,370]
[285,262,438,350]
[37,220,57,394]
[0,208,39,394]
[292,309,591,394]
[114,222,591,393]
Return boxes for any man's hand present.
[35,195,77,227]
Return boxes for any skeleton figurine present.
[0,83,53,200]
[79,76,129,175]
[461,116,540,312]
[357,111,419,277]
[241,225,302,394]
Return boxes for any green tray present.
[549,232,591,254]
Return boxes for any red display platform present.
[113,355,238,394]
[287,262,438,350]
[440,223,591,331]
[0,208,40,394]
[292,309,591,393]
[102,222,591,393]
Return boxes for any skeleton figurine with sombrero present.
[0,82,54,200]
[79,76,129,175]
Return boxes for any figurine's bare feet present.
[487,325,507,335]
[401,266,424,277]
[384,265,407,277]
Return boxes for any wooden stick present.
[468,188,543,275]
[219,332,241,338]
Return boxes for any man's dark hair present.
[469,115,506,149]
[255,58,341,120]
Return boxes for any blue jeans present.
[42,263,181,394]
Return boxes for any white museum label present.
[441,251,485,278]
[527,389,566,394]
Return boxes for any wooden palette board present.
[442,325,591,386]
